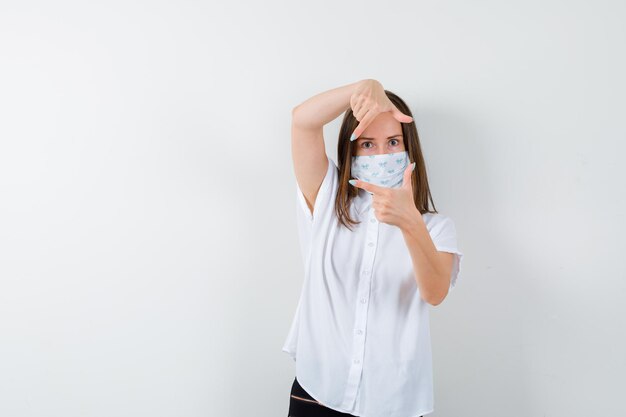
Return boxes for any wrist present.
[399,209,424,234]
[357,78,381,89]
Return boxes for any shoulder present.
[421,212,456,233]
[421,212,450,225]
[328,155,339,173]
[325,156,339,188]
[324,156,340,194]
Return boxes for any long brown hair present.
[335,90,438,231]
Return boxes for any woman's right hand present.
[349,79,413,141]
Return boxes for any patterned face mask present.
[351,150,410,190]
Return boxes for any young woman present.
[283,79,463,417]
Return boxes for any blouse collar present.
[353,188,373,215]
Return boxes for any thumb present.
[402,161,416,188]
[392,106,413,123]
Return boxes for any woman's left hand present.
[349,162,419,228]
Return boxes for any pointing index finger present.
[349,178,383,194]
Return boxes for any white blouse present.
[282,155,463,417]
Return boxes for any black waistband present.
[291,377,316,400]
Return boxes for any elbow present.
[291,106,306,128]
[428,293,447,306]
[426,295,440,306]
[425,279,450,306]
[292,105,305,121]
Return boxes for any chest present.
[323,211,415,292]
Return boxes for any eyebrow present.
[358,135,403,140]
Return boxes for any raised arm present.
[291,79,371,214]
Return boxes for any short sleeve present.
[429,215,464,293]
[295,155,338,222]
[294,155,338,265]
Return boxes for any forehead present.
[359,112,403,139]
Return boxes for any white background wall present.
[1,1,625,416]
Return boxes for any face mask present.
[351,150,410,190]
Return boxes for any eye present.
[390,138,400,146]
[361,142,373,149]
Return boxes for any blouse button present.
[360,298,367,304]
[368,242,374,247]
[354,359,360,364]
[370,218,376,223]
[356,329,363,335]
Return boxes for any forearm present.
[400,213,449,305]
[292,79,374,129]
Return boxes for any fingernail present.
[411,162,416,171]
[350,133,356,141]
[348,179,357,186]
